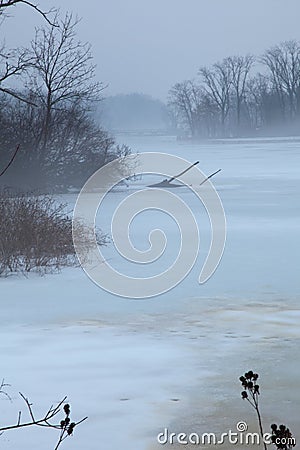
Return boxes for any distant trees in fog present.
[100,93,170,132]
[169,40,300,138]
[0,7,128,191]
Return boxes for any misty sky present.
[2,0,300,100]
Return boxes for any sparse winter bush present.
[0,191,108,275]
[239,371,296,450]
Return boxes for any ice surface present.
[1,136,299,449]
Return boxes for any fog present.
[2,0,300,99]
[1,3,300,448]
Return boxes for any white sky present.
[1,0,300,99]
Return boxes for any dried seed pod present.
[64,404,70,416]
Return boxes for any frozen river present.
[110,134,300,301]
[1,135,299,449]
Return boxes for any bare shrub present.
[0,378,87,450]
[0,191,108,276]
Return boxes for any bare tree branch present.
[26,12,105,160]
[0,392,87,450]
[0,144,20,177]
[0,45,35,103]
[0,0,57,26]
[0,379,12,402]
[0,87,37,105]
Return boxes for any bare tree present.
[26,12,105,166]
[199,60,232,135]
[226,54,254,129]
[0,96,132,190]
[245,74,267,130]
[261,40,300,120]
[168,80,203,137]
[0,0,57,104]
[169,40,300,138]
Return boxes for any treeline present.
[100,93,170,132]
[168,40,300,139]
[0,11,128,191]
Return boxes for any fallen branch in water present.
[199,168,222,186]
